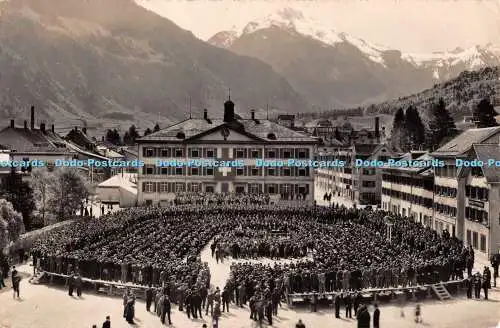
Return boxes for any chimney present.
[251,109,255,120]
[223,99,235,122]
[203,109,208,120]
[10,120,14,128]
[290,115,295,129]
[375,116,380,139]
[82,127,87,134]
[51,124,55,133]
[40,123,46,133]
[24,120,28,129]
[30,105,35,130]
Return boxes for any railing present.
[286,279,466,305]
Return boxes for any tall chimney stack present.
[375,116,380,139]
[251,109,255,120]
[40,123,46,133]
[30,105,35,130]
[24,120,28,129]
[10,120,14,128]
[51,124,55,133]
[82,127,87,134]
[203,109,208,120]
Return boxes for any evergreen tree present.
[473,98,498,128]
[0,170,35,230]
[144,128,152,136]
[390,108,406,151]
[428,98,458,151]
[153,123,160,132]
[112,128,121,145]
[405,106,426,150]
[128,125,139,144]
[123,131,131,145]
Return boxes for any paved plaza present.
[1,240,500,328]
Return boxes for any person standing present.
[473,273,482,299]
[102,316,110,328]
[122,289,129,318]
[491,253,499,287]
[334,293,341,318]
[212,301,221,328]
[344,293,353,319]
[75,274,83,297]
[160,294,172,325]
[145,287,153,312]
[11,266,20,299]
[466,276,473,299]
[356,305,370,328]
[0,266,5,289]
[373,304,380,328]
[68,272,75,296]
[414,304,422,324]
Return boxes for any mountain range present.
[207,8,500,109]
[0,0,306,131]
[0,1,498,131]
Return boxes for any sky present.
[138,0,500,53]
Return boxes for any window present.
[472,231,478,249]
[205,185,214,193]
[145,200,152,206]
[298,149,308,159]
[283,149,292,158]
[267,149,276,158]
[236,168,245,176]
[144,148,154,157]
[160,148,170,157]
[268,185,276,194]
[190,168,199,176]
[160,167,168,175]
[144,166,154,175]
[362,181,376,188]
[249,184,260,194]
[251,168,260,176]
[159,182,168,192]
[175,148,183,157]
[250,149,260,158]
[175,183,185,192]
[298,168,306,177]
[480,234,487,252]
[190,148,200,158]
[235,148,246,158]
[191,183,200,192]
[283,168,291,176]
[206,149,215,158]
[266,168,276,176]
[206,168,214,176]
[175,167,183,175]
[144,182,153,193]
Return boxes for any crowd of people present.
[174,192,271,205]
[28,201,479,327]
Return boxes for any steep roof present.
[138,118,318,143]
[472,144,500,183]
[0,126,72,153]
[432,126,500,157]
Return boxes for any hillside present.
[0,0,308,131]
[366,66,499,121]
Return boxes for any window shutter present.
[142,182,146,192]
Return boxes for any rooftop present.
[138,118,318,143]
[432,126,500,157]
[472,144,500,184]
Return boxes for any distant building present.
[0,106,75,173]
[136,99,319,206]
[96,173,137,207]
[382,126,500,259]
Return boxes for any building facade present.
[316,141,395,205]
[381,127,500,258]
[136,100,319,206]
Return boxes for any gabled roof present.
[65,129,94,147]
[432,126,500,157]
[65,141,110,161]
[137,118,318,143]
[0,126,72,153]
[472,144,500,183]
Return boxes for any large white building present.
[382,127,500,259]
[136,99,319,206]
